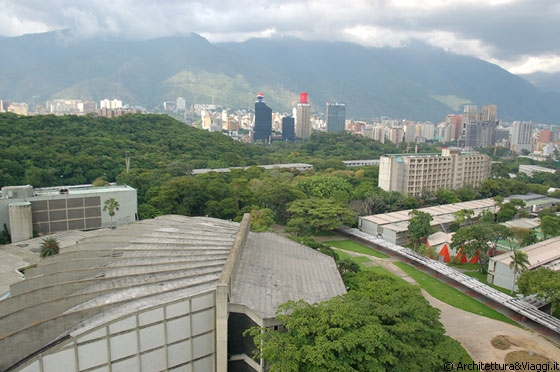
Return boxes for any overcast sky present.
[1,0,559,75]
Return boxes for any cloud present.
[0,0,558,74]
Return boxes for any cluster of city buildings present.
[251,92,346,143]
[2,95,559,156]
[0,98,144,117]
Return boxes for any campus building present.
[358,198,498,245]
[487,237,560,292]
[0,214,345,372]
[0,184,137,243]
[378,148,491,196]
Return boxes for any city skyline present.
[1,1,559,75]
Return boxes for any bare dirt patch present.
[504,351,559,371]
[491,335,517,350]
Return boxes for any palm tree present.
[509,249,530,295]
[39,237,60,258]
[103,198,120,229]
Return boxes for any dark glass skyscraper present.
[282,116,295,141]
[326,102,346,133]
[254,92,272,142]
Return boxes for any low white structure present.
[487,236,560,292]
[359,198,497,245]
[0,184,137,237]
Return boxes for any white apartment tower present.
[511,121,534,154]
[378,148,491,196]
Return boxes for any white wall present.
[15,291,217,372]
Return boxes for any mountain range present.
[1,31,559,123]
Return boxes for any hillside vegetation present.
[0,113,266,187]
[1,32,559,122]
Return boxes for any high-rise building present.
[387,127,403,144]
[511,121,534,154]
[177,97,186,111]
[253,92,272,142]
[463,105,478,124]
[539,129,554,143]
[281,116,295,141]
[326,102,346,133]
[464,121,496,148]
[378,148,491,196]
[481,105,497,122]
[295,92,311,139]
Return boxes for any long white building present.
[378,148,491,196]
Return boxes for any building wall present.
[14,291,217,372]
[511,121,534,153]
[0,186,137,237]
[487,259,517,291]
[326,103,346,133]
[295,104,311,139]
[378,150,491,196]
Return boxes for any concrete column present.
[9,202,33,243]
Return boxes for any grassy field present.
[395,262,520,327]
[335,248,404,281]
[324,240,389,258]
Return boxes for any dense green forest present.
[2,113,560,230]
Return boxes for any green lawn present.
[395,262,520,327]
[462,271,513,295]
[325,240,389,258]
[335,250,404,281]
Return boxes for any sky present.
[1,0,559,75]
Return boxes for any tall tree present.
[518,268,560,315]
[451,223,511,273]
[540,215,560,240]
[103,198,120,229]
[247,272,472,371]
[286,197,355,235]
[508,249,530,294]
[408,210,433,251]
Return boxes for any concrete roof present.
[503,218,540,230]
[0,215,345,370]
[491,236,560,271]
[230,232,346,319]
[361,198,497,226]
[0,229,105,296]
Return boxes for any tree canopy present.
[451,223,511,273]
[247,272,472,371]
[517,268,560,315]
[408,210,433,250]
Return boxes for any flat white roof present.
[361,198,497,226]
[491,236,560,271]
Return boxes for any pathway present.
[335,248,560,364]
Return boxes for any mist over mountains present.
[1,31,559,123]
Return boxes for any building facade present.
[378,148,491,196]
[511,121,534,154]
[281,116,295,141]
[464,120,497,148]
[326,102,346,133]
[0,185,137,242]
[295,93,311,139]
[253,92,272,142]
